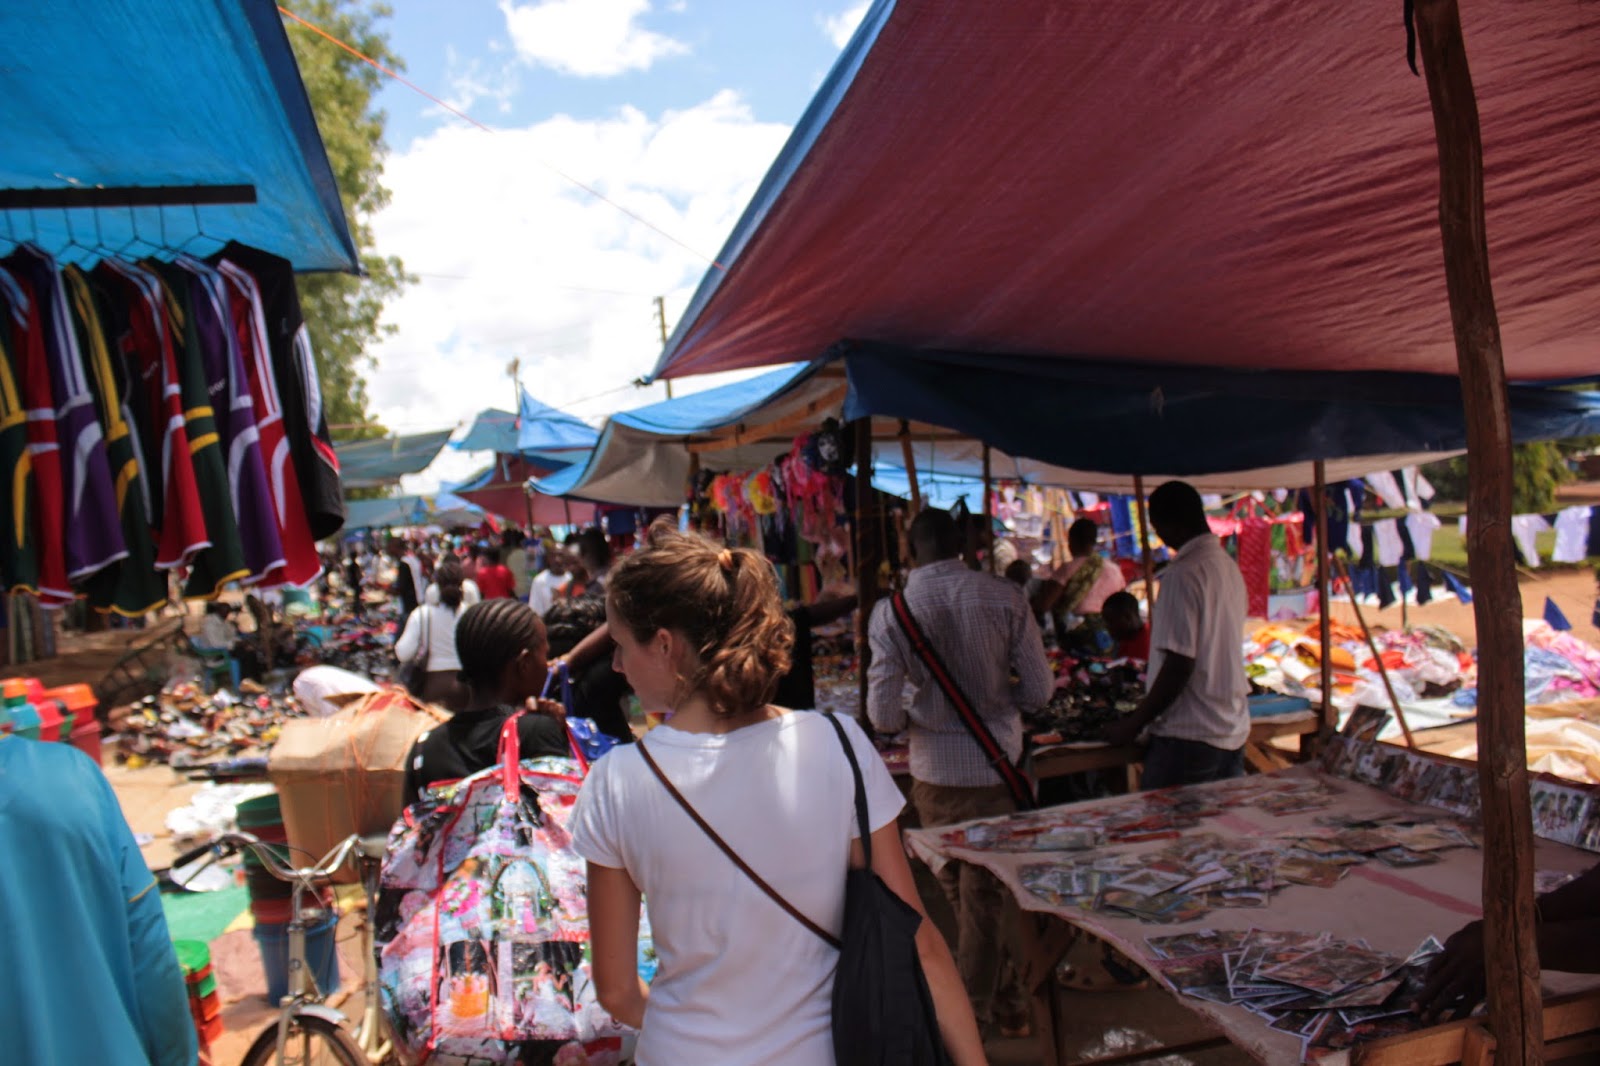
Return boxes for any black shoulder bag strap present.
[888,591,1036,810]
[636,739,842,950]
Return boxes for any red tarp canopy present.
[455,455,597,527]
[653,0,1600,383]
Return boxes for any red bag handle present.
[498,710,525,795]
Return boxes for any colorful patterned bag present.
[375,714,627,1065]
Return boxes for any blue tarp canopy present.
[343,495,430,531]
[535,364,846,505]
[334,430,454,490]
[453,392,598,458]
[843,346,1600,480]
[0,0,358,272]
[518,391,599,454]
[453,408,519,454]
[536,358,1492,506]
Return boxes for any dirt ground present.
[1326,567,1600,650]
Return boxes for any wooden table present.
[1029,712,1323,790]
[904,766,1600,1065]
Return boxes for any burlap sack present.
[268,689,447,883]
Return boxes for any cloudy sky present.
[345,0,872,492]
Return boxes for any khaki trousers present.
[910,779,1028,1027]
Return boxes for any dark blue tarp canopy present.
[843,345,1600,478]
[0,0,357,272]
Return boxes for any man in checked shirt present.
[867,507,1054,1038]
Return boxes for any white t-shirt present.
[569,712,904,1065]
[393,603,465,672]
[1147,534,1250,750]
[528,570,571,616]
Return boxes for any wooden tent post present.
[853,419,878,722]
[897,420,923,513]
[1133,475,1157,621]
[1314,461,1336,736]
[1415,1,1541,1057]
[981,443,994,572]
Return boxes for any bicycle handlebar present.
[171,831,361,888]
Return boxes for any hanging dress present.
[4,246,127,582]
[93,259,210,570]
[63,266,167,615]
[0,266,70,604]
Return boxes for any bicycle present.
[171,830,395,1065]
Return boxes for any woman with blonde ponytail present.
[569,520,986,1065]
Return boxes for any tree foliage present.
[1422,441,1574,514]
[283,0,410,444]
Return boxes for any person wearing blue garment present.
[0,733,197,1066]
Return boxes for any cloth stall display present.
[1511,514,1551,568]
[0,245,337,609]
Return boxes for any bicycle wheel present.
[239,1011,367,1066]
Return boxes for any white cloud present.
[819,1,870,49]
[370,91,791,492]
[438,45,522,116]
[498,0,688,78]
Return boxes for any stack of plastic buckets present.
[174,939,223,1056]
[236,793,340,1002]
[0,678,101,763]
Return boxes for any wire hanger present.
[171,202,210,259]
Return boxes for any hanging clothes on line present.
[1552,506,1593,565]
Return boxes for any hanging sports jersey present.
[0,267,70,605]
[4,246,127,581]
[152,263,251,599]
[171,257,285,588]
[0,297,37,595]
[94,260,210,570]
[216,259,322,587]
[213,243,343,540]
[62,267,167,616]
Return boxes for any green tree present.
[1422,441,1574,514]
[283,0,410,446]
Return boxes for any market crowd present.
[15,481,1598,1065]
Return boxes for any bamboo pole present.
[1415,2,1541,1057]
[1332,554,1418,751]
[1133,475,1157,622]
[1314,461,1335,737]
[897,420,923,513]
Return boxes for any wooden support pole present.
[1133,475,1157,622]
[1415,2,1541,1059]
[853,418,879,722]
[981,443,994,573]
[1314,461,1336,736]
[1333,554,1418,751]
[897,420,922,513]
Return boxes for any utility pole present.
[654,296,673,399]
[507,357,533,530]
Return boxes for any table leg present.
[1020,914,1078,1066]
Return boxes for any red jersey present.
[1119,626,1151,661]
[476,564,516,600]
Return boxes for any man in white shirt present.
[528,546,573,616]
[868,508,1053,1037]
[1105,480,1250,788]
